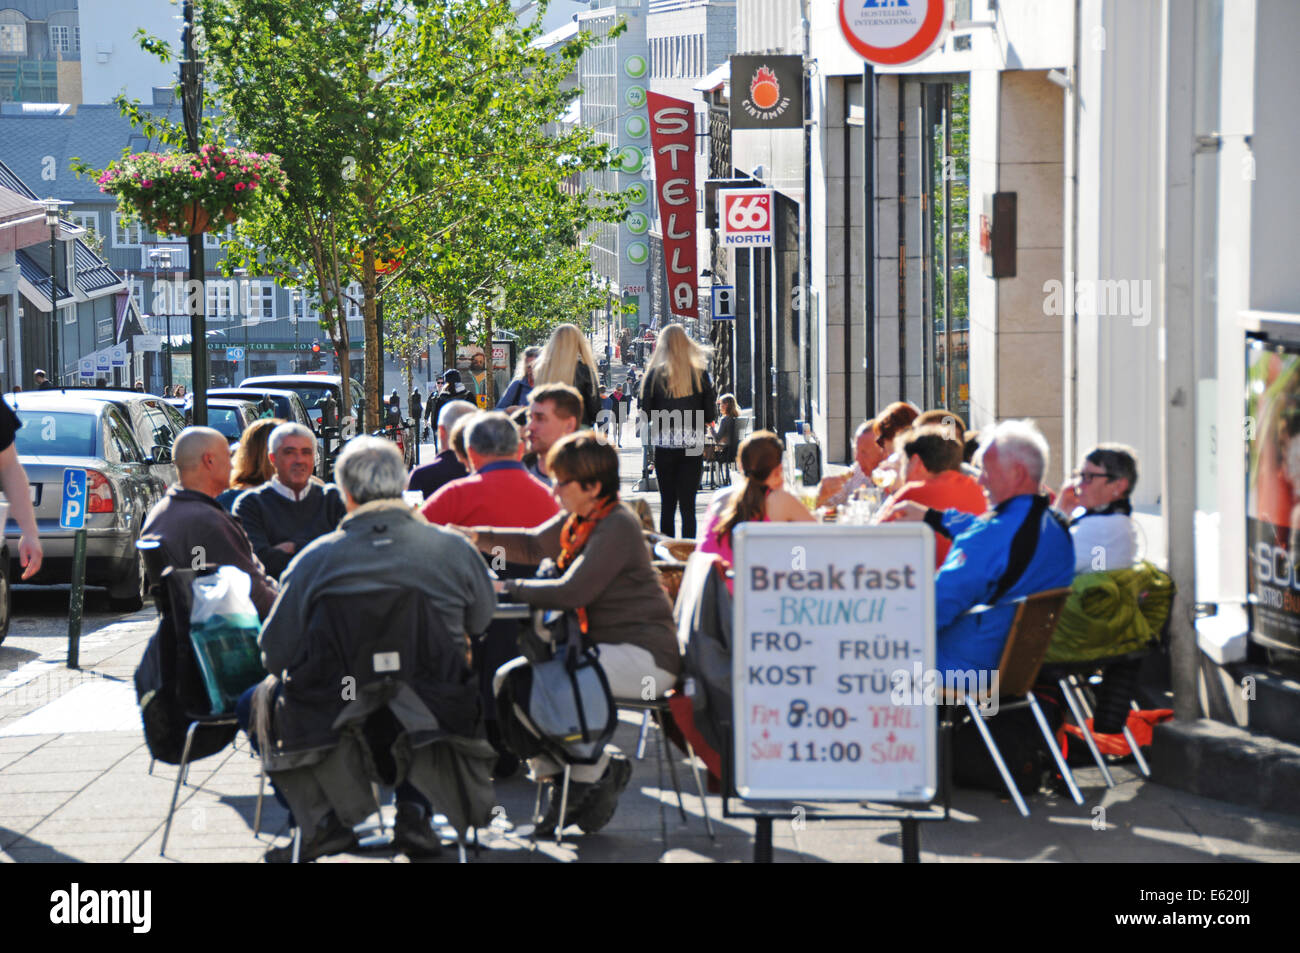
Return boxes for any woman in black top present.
[533,323,601,427]
[639,324,716,538]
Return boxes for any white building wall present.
[78,0,180,106]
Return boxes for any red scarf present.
[557,497,619,633]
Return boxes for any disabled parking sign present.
[61,468,87,530]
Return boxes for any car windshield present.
[12,410,97,457]
[277,385,335,414]
[208,408,243,440]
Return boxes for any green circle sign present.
[626,241,649,265]
[626,211,649,234]
[616,146,645,174]
[625,85,646,108]
[625,115,648,139]
[625,182,648,205]
[623,55,647,79]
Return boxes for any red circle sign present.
[838,0,948,67]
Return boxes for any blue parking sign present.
[61,468,87,530]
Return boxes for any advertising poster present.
[1246,336,1300,651]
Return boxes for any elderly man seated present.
[885,419,1074,680]
[246,437,497,863]
[233,422,346,579]
[818,418,885,508]
[142,426,278,619]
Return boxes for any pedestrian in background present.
[532,323,600,428]
[217,417,282,512]
[639,324,716,538]
[497,345,541,412]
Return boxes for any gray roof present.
[72,239,122,293]
[0,103,187,205]
[16,249,77,306]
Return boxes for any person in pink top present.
[699,431,815,586]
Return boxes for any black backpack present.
[133,566,237,764]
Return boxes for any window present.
[204,226,233,249]
[129,279,146,314]
[113,214,143,247]
[62,303,75,326]
[345,282,363,319]
[0,23,24,55]
[206,280,234,319]
[247,280,275,321]
[49,24,78,54]
[289,288,320,324]
[104,408,144,464]
[69,211,97,235]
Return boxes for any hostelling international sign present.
[838,0,949,67]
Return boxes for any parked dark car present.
[205,398,263,449]
[206,386,324,475]
[5,394,169,610]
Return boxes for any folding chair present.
[616,693,715,839]
[943,587,1081,817]
[1042,649,1154,786]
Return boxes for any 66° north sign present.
[719,189,774,247]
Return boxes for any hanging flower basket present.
[95,145,287,236]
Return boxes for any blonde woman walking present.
[640,323,716,538]
[533,323,601,427]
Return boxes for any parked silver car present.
[4,394,167,610]
[63,389,184,497]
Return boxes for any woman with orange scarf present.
[456,432,679,836]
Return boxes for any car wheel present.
[107,547,147,613]
[0,547,10,646]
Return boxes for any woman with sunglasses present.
[1057,444,1140,574]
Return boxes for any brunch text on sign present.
[646,92,698,319]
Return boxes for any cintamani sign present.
[646,92,699,320]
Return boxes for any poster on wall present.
[1246,336,1300,652]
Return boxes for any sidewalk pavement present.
[4,411,1297,862]
[2,603,1299,862]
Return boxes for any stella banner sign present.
[729,55,803,131]
[646,92,699,320]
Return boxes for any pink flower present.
[235,182,246,191]
[142,179,153,187]
[216,171,226,180]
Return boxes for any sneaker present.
[574,754,632,834]
[264,813,357,863]
[533,779,593,837]
[393,802,443,859]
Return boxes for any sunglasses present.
[1072,470,1112,483]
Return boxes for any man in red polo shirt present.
[881,424,987,566]
[420,411,558,778]
[421,411,559,529]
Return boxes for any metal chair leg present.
[684,739,715,839]
[161,720,201,856]
[1058,678,1115,788]
[1122,721,1151,777]
[148,758,155,776]
[253,763,266,836]
[635,708,652,760]
[656,711,688,822]
[1026,692,1084,805]
[964,694,1029,817]
[555,764,571,847]
[291,826,302,864]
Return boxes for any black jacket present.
[640,368,717,448]
[574,361,600,427]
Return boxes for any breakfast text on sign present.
[733,524,936,802]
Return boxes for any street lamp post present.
[235,267,248,383]
[180,0,209,425]
[40,199,70,385]
[149,249,173,393]
[604,277,613,389]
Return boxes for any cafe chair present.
[614,692,715,839]
[942,587,1080,817]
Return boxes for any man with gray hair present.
[233,421,346,579]
[884,418,1074,677]
[249,436,496,861]
[406,399,477,500]
[420,411,558,530]
[142,427,278,618]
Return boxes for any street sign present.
[838,0,949,67]
[60,468,87,530]
[109,344,127,367]
[226,347,246,363]
[94,350,111,373]
[732,523,937,802]
[133,335,162,352]
[78,358,94,379]
[719,189,774,247]
[711,285,735,319]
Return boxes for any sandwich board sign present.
[732,522,937,802]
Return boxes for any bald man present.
[141,427,279,619]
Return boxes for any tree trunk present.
[362,248,380,432]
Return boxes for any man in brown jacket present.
[141,427,279,619]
